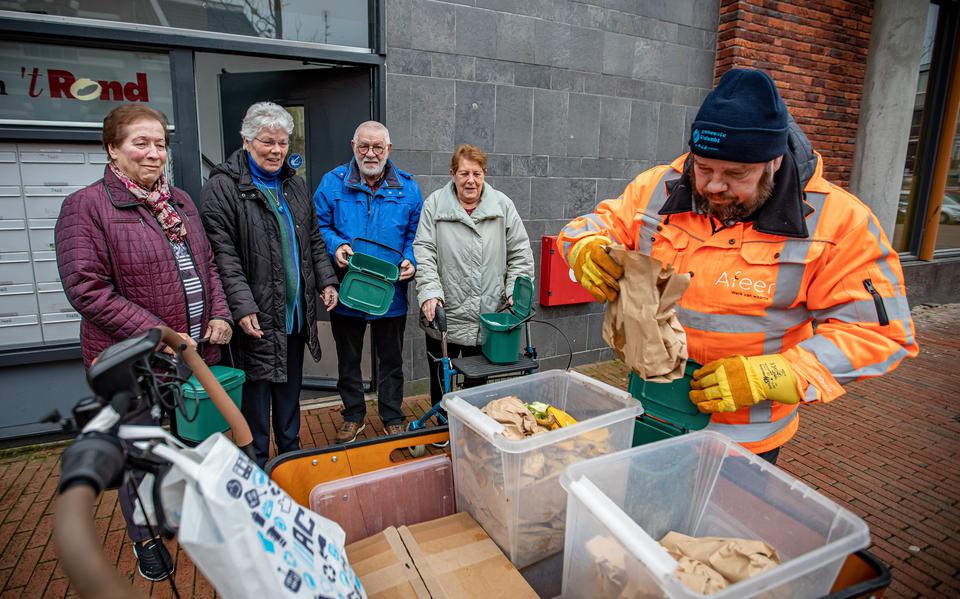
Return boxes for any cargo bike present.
[51,326,891,598]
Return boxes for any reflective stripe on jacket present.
[558,143,917,453]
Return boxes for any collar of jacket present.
[345,158,402,191]
[658,119,830,239]
[102,164,184,210]
[434,181,505,224]
[215,148,297,195]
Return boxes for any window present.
[5,0,370,49]
[894,3,939,251]
[937,111,960,250]
[895,1,960,255]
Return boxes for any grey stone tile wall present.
[386,0,719,390]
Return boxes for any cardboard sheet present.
[347,525,430,598]
[602,247,690,382]
[346,513,538,599]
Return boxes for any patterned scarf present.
[109,162,185,242]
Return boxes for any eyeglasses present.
[356,143,386,156]
[254,137,289,149]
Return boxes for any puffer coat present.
[200,149,339,382]
[413,181,535,346]
[55,165,231,367]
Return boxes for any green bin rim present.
[479,311,521,331]
[182,365,246,399]
[347,251,400,281]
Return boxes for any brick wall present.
[715,0,873,186]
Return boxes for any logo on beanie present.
[692,128,726,154]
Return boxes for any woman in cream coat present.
[414,144,535,411]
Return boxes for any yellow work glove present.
[689,354,802,414]
[569,236,624,303]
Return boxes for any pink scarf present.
[109,162,186,242]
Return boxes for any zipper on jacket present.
[862,279,889,326]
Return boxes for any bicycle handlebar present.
[55,326,255,598]
[55,486,140,599]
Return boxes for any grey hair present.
[240,102,294,141]
[352,121,391,145]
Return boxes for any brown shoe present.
[385,423,405,436]
[335,421,365,444]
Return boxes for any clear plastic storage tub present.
[559,431,870,598]
[443,370,641,568]
[308,455,455,545]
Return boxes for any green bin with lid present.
[628,360,709,446]
[480,275,534,364]
[338,238,402,316]
[176,365,246,442]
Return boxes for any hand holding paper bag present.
[570,236,624,303]
[601,246,690,382]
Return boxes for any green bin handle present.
[352,237,404,265]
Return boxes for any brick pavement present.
[0,304,957,598]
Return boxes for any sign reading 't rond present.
[0,41,174,126]
[22,67,151,102]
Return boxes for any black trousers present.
[330,312,406,427]
[425,334,486,409]
[241,326,307,468]
[118,408,157,543]
[756,446,781,465]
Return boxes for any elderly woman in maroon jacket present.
[54,104,232,583]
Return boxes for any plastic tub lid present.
[510,275,534,319]
[347,251,400,281]
[339,271,395,316]
[182,365,246,399]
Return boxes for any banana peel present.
[548,406,577,428]
[526,402,577,430]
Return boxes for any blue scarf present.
[246,152,302,334]
[247,152,281,185]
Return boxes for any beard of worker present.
[690,161,777,223]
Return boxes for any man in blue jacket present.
[314,121,423,443]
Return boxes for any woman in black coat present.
[200,101,339,466]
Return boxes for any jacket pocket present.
[739,240,825,266]
[651,222,689,266]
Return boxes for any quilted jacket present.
[55,165,231,367]
[200,150,339,383]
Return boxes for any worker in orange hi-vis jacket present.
[558,68,918,464]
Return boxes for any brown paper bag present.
[602,247,691,382]
[661,531,781,592]
[480,396,547,440]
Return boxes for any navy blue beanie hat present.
[689,68,789,163]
